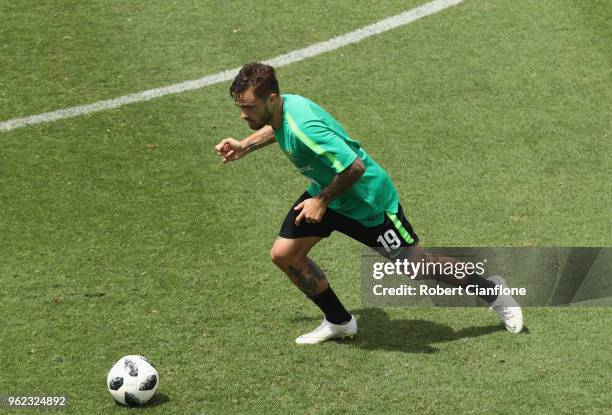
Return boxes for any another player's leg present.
[400,245,523,333]
[270,237,357,344]
[485,276,524,333]
[337,202,523,333]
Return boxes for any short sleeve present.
[286,113,358,174]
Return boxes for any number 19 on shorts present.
[377,229,401,252]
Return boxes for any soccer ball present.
[107,355,159,407]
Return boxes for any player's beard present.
[248,106,273,130]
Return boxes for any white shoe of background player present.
[487,276,524,334]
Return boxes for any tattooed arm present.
[240,125,277,155]
[214,125,276,163]
[316,157,366,204]
[294,157,366,226]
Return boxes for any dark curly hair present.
[230,62,280,100]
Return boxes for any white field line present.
[0,0,463,133]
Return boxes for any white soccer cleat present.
[487,276,524,334]
[295,316,358,345]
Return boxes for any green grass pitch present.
[1,0,610,413]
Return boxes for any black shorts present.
[279,191,419,255]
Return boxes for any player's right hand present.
[214,138,245,163]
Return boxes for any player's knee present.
[270,244,293,267]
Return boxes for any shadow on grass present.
[113,392,170,408]
[332,308,505,353]
[145,392,170,407]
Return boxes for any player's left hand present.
[294,198,327,226]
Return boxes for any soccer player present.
[215,62,523,344]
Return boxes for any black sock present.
[466,275,498,304]
[308,286,351,325]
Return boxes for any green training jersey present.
[273,93,399,227]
